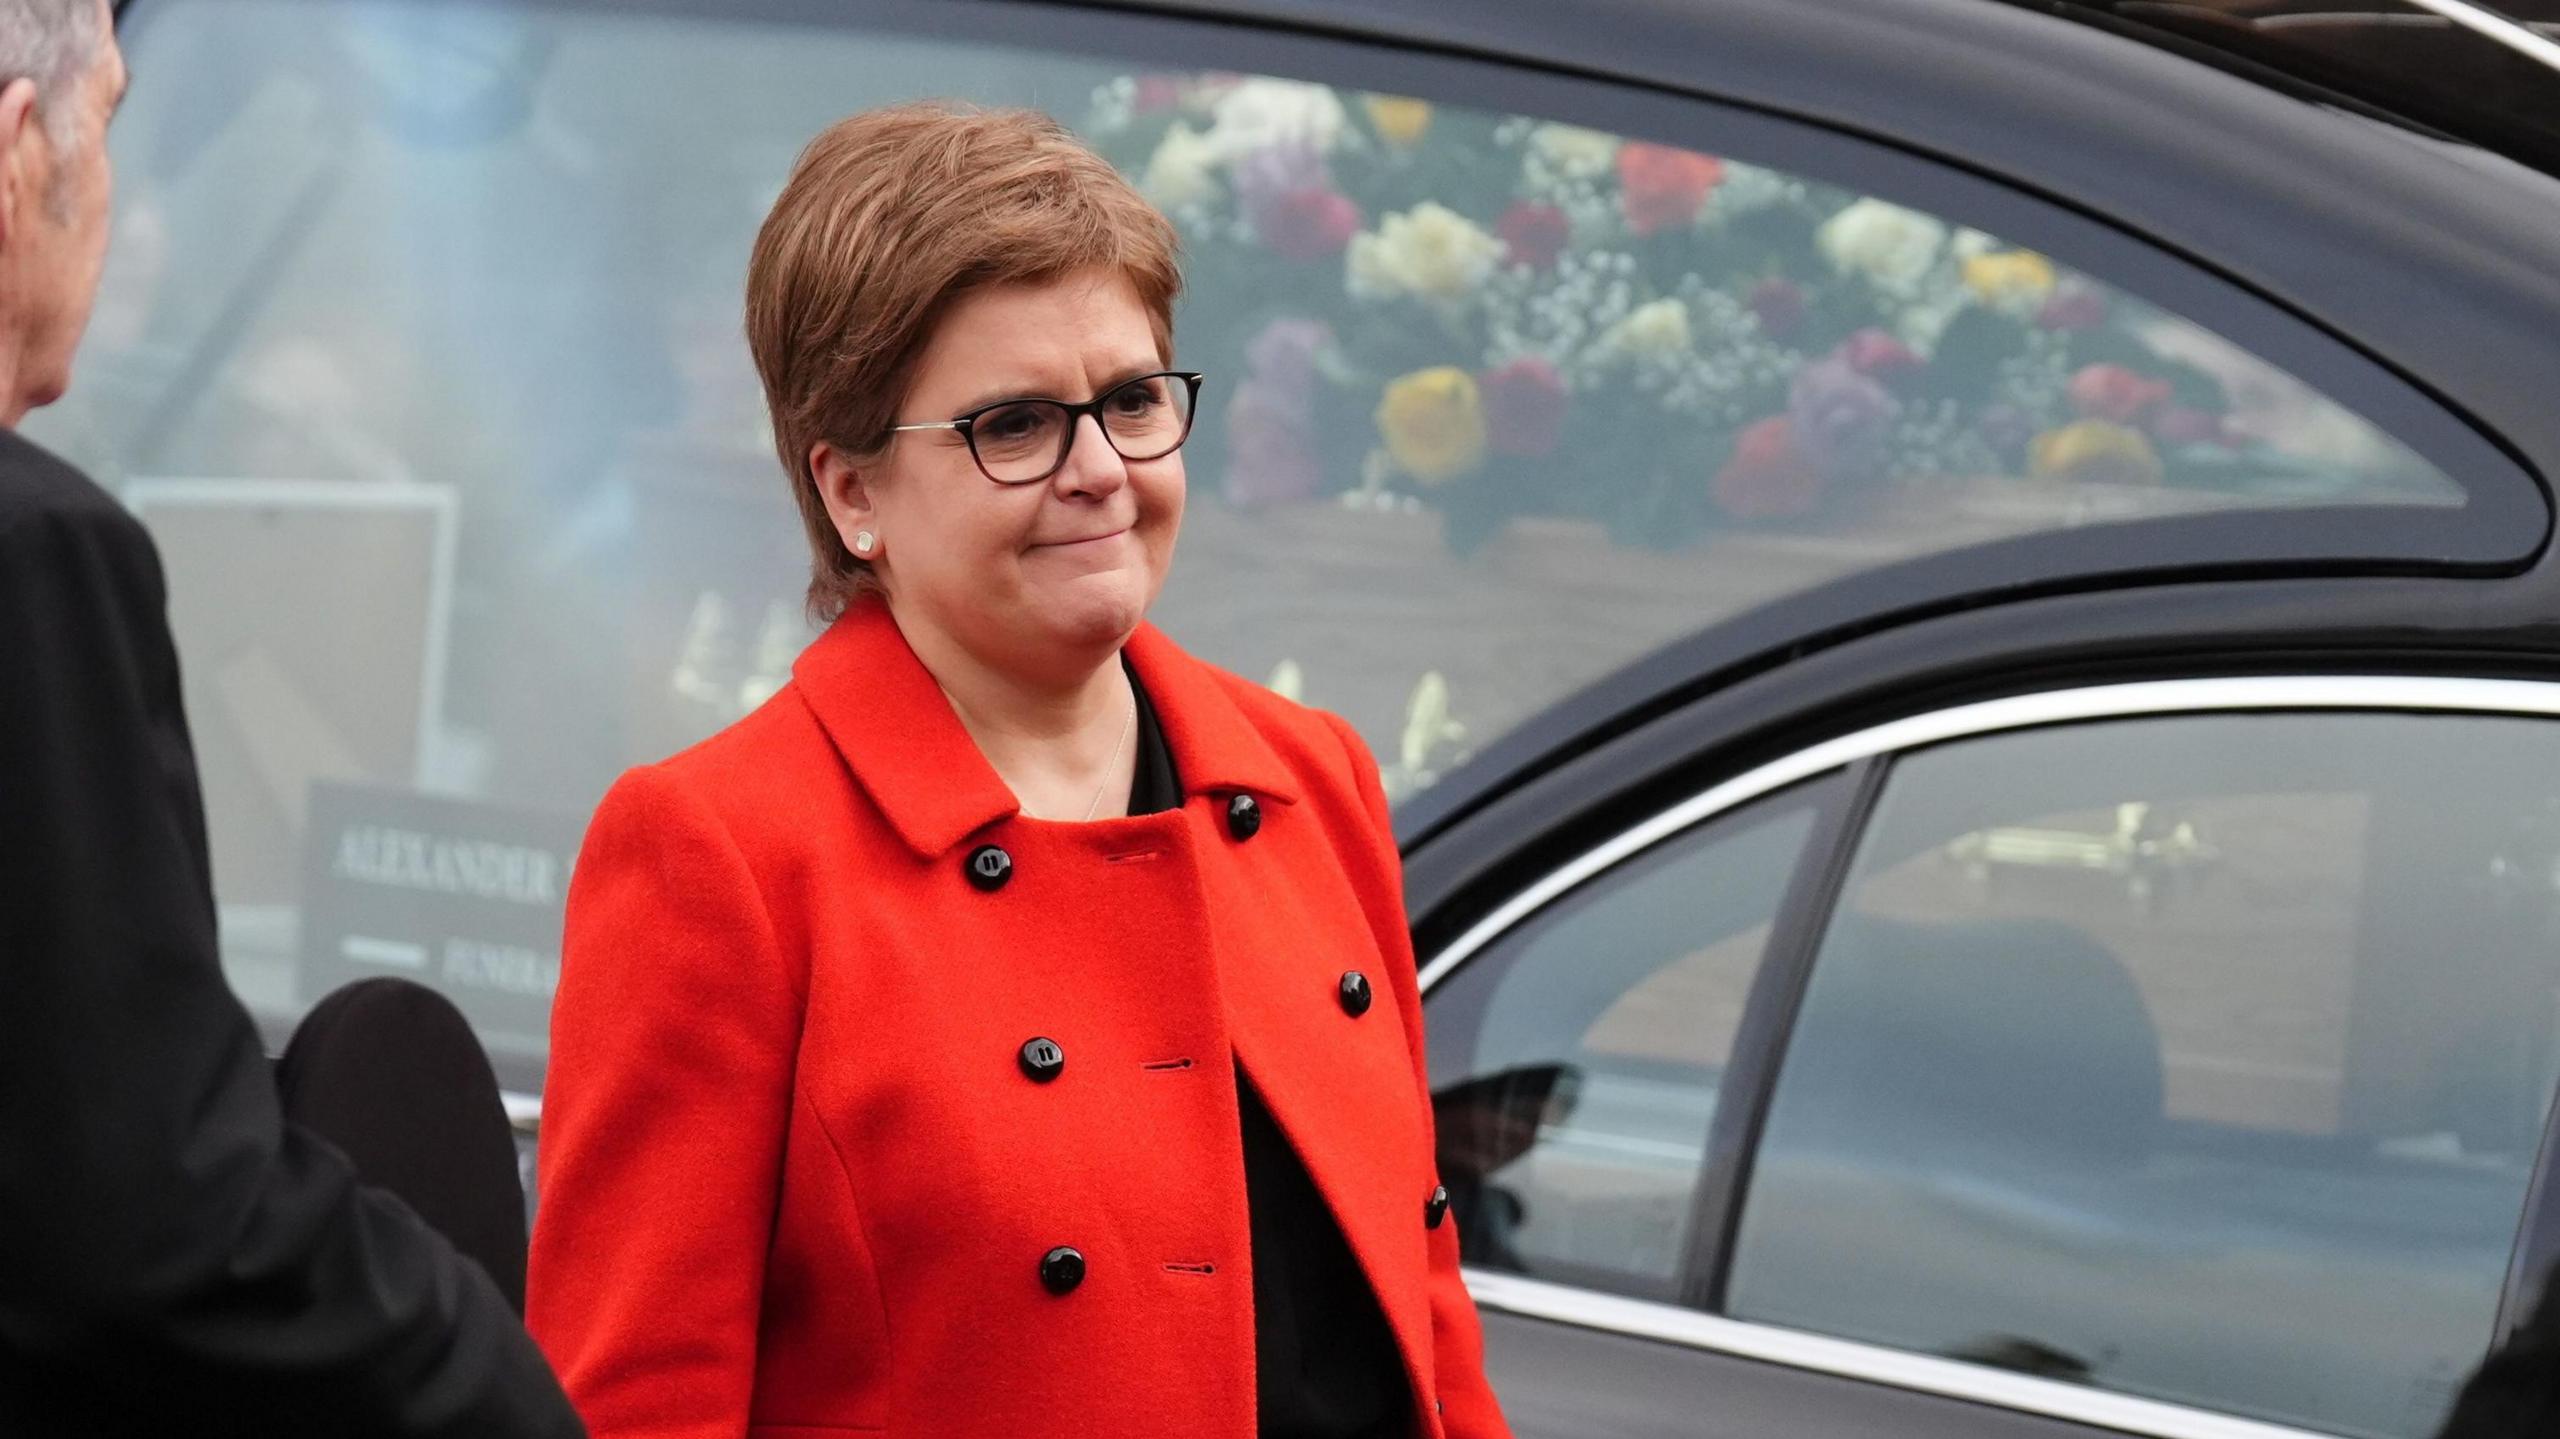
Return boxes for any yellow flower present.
[1363,94,1434,146]
[1964,250,2057,314]
[2031,420,2164,486]
[1376,367,1488,486]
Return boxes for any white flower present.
[1344,202,1503,304]
[1951,226,2003,262]
[1699,160,1792,227]
[1205,78,1348,160]
[1603,297,1692,358]
[1817,197,1950,293]
[1528,123,1620,180]
[1345,230,1402,302]
[1142,122,1225,211]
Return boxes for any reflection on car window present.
[1423,789,1824,1299]
[36,1,2476,1080]
[1727,712,2560,1439]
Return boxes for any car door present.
[1419,677,2560,1439]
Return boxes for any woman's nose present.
[1051,412,1131,498]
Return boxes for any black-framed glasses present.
[889,371,1205,486]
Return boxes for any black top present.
[1124,664,1413,1439]
[0,430,583,1437]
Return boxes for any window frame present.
[1418,767,1863,1302]
[1420,675,2560,1439]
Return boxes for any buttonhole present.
[1103,849,1164,865]
[1141,1057,1195,1072]
[1163,1261,1216,1276]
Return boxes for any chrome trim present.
[1417,675,2560,991]
[502,1090,542,1132]
[1461,1269,2336,1439]
[2401,0,2560,74]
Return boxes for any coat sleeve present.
[527,763,804,1437]
[1320,712,1515,1439]
[0,482,583,1437]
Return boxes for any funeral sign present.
[299,781,582,1065]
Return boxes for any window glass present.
[1727,713,2560,1438]
[45,1,2484,1082]
[1424,789,1824,1299]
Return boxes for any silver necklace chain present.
[1080,695,1135,823]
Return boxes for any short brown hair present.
[746,102,1183,619]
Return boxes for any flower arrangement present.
[1087,73,2438,555]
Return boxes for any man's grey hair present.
[0,0,102,154]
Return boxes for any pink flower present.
[1835,327,1924,383]
[1480,357,1570,458]
[1134,74,1188,115]
[1714,416,1824,520]
[2068,363,2174,424]
[1616,142,1724,236]
[1496,201,1571,273]
[1748,277,1807,339]
[2036,283,2108,332]
[2151,405,2232,447]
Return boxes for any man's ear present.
[0,78,40,249]
[809,440,882,555]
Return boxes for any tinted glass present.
[1728,712,2560,1438]
[1424,789,1824,1299]
[48,0,2491,1082]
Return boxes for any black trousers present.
[275,978,530,1313]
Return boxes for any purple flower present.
[1223,379,1324,508]
[1223,316,1336,508]
[1243,317,1330,410]
[1232,141,1331,221]
[1788,356,1901,482]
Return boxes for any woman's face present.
[827,268,1185,686]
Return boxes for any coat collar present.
[791,602,1301,860]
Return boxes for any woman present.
[526,102,1513,1439]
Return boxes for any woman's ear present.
[810,441,882,561]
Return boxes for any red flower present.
[1748,277,1807,339]
[1837,327,1924,383]
[2068,363,2174,424]
[1252,186,1363,262]
[1617,142,1724,236]
[1497,201,1571,272]
[1480,357,1570,458]
[1713,416,1824,520]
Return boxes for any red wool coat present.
[526,602,1513,1439]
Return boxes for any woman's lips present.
[1034,526,1130,551]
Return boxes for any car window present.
[1422,785,1829,1300]
[48,0,2509,1084]
[1726,711,2560,1439]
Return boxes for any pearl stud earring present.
[853,531,876,556]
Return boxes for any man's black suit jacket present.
[0,428,582,1437]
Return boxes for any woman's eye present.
[980,406,1045,440]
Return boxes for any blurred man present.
[0,3,582,1433]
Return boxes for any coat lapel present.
[790,605,1300,860]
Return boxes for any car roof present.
[2006,1,2560,178]
[1047,0,2560,839]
